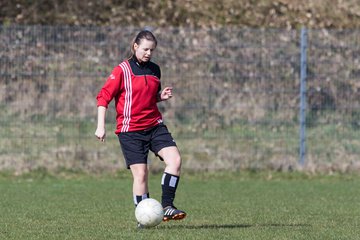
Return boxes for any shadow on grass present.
[159,223,311,229]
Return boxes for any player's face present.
[134,39,156,63]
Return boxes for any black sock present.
[161,172,179,208]
[133,192,150,207]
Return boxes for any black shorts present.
[118,123,177,169]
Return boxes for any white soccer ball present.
[135,198,164,227]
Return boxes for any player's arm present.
[95,106,106,142]
[95,66,122,141]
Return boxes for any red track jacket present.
[96,58,163,133]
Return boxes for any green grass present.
[1,172,360,239]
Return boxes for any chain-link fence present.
[1,26,359,173]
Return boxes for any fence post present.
[299,27,308,166]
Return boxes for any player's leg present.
[118,132,150,207]
[150,123,186,221]
[129,164,150,228]
[118,132,151,228]
[157,146,186,221]
[158,146,181,207]
[130,163,150,206]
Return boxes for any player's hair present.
[129,30,157,59]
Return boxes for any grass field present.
[1,171,360,240]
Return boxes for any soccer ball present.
[135,198,164,227]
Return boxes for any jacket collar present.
[131,55,149,68]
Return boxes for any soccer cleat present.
[163,206,186,221]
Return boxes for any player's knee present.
[132,168,148,183]
[167,154,182,171]
[174,154,182,168]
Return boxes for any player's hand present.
[160,87,173,101]
[95,127,106,142]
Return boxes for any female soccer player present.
[95,30,186,225]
